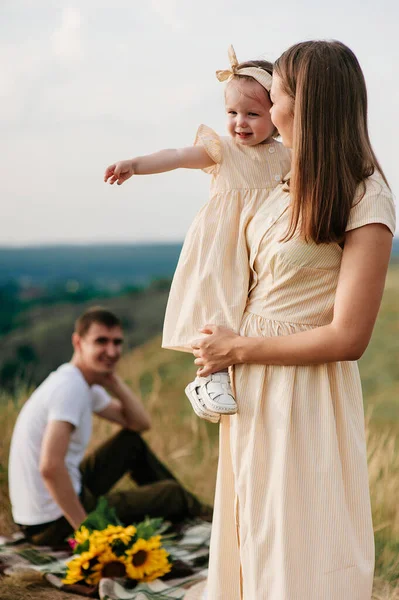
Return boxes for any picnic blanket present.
[0,520,210,599]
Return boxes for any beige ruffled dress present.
[162,125,291,352]
[206,172,396,599]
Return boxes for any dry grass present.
[116,341,219,505]
[0,572,397,600]
[0,571,87,599]
[372,579,399,600]
[0,388,30,535]
[0,338,398,597]
[368,415,399,539]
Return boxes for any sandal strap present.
[186,382,220,423]
[209,372,231,384]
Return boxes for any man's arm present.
[40,420,87,530]
[96,374,151,432]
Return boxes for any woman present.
[189,41,396,599]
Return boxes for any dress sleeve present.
[346,175,396,235]
[194,124,223,175]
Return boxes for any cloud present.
[150,0,184,30]
[0,6,83,124]
[1,0,398,244]
[51,6,82,61]
[0,41,46,122]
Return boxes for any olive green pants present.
[20,430,211,547]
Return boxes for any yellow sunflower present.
[63,550,99,585]
[91,524,137,547]
[86,549,129,586]
[125,537,171,581]
[74,525,91,546]
[141,559,173,583]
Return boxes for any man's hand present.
[104,160,135,185]
[96,375,151,432]
[93,372,123,396]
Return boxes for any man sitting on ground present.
[8,307,211,546]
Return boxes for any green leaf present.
[78,497,122,533]
[75,539,90,555]
[134,516,165,540]
[111,538,130,557]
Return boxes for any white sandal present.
[199,372,237,414]
[185,378,220,423]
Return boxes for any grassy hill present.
[0,239,397,285]
[0,285,170,389]
[1,331,398,597]
[358,265,399,426]
[0,264,398,597]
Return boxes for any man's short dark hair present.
[75,307,122,337]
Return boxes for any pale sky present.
[1,0,398,245]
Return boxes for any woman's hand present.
[191,325,242,377]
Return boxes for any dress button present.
[274,174,280,182]
[268,146,276,154]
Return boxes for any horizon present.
[0,241,184,249]
[0,236,398,250]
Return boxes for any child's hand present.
[104,160,135,185]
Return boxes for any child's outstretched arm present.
[104,146,215,186]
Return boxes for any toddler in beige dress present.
[104,46,291,422]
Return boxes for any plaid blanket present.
[0,521,210,599]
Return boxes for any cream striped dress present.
[162,125,291,351]
[206,172,396,599]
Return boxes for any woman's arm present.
[104,146,215,185]
[192,223,392,374]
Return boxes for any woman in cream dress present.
[188,41,396,599]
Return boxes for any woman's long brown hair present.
[274,40,389,244]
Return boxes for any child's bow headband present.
[216,45,272,92]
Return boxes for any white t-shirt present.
[8,363,111,525]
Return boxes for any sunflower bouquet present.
[63,498,172,586]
